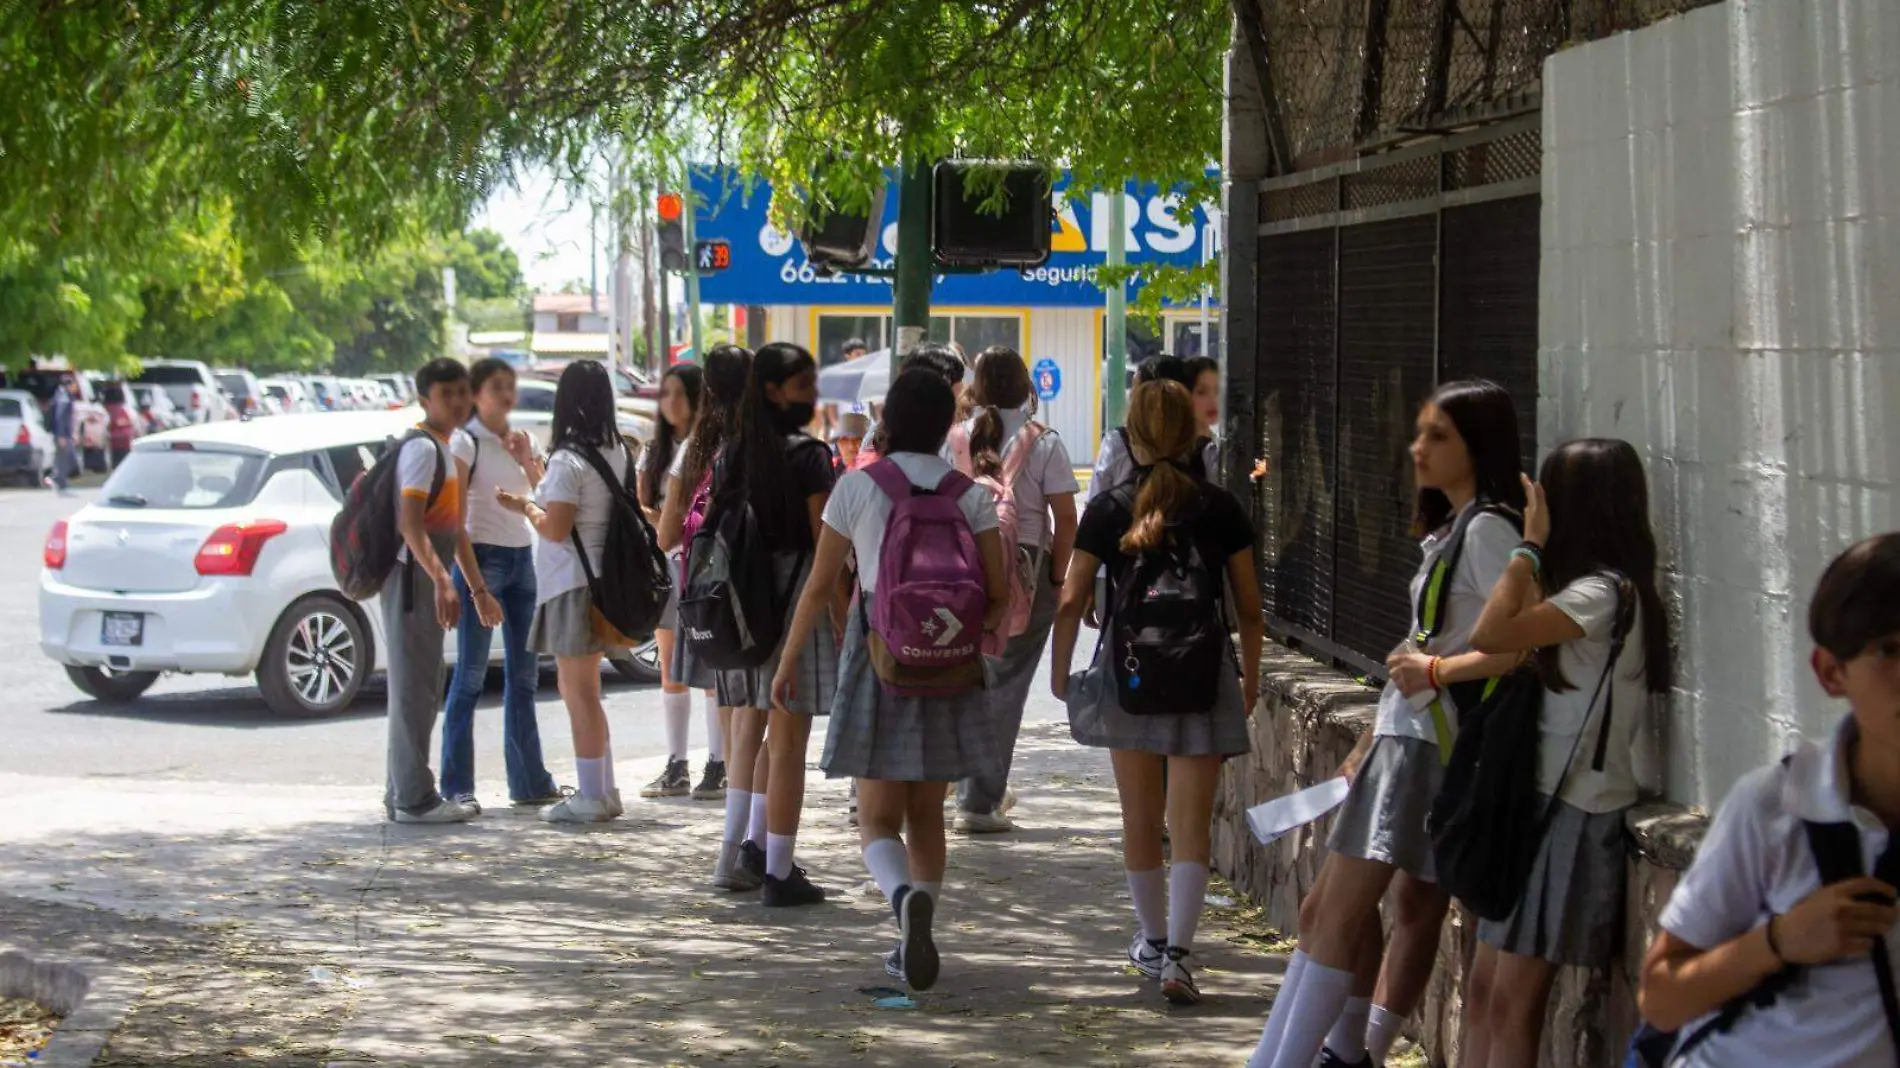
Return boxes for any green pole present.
[683,162,704,360]
[1103,186,1130,431]
[891,154,934,377]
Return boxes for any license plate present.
[101,612,144,647]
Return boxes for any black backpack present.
[1429,573,1633,922]
[1625,796,1900,1067]
[677,437,819,671]
[1411,501,1523,755]
[329,429,447,604]
[1103,481,1227,716]
[562,440,673,644]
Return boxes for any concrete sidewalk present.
[1,725,1295,1066]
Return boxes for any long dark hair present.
[870,342,965,456]
[965,346,1036,478]
[682,345,751,490]
[1413,378,1526,534]
[718,341,819,548]
[641,363,703,507]
[883,369,957,455]
[550,360,619,452]
[1536,438,1673,694]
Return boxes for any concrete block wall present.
[1540,0,1900,808]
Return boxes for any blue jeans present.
[439,544,556,802]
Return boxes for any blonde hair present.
[1120,380,1200,553]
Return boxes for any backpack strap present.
[934,469,974,500]
[998,422,1045,489]
[557,440,638,592]
[1803,819,1900,1059]
[1412,500,1522,758]
[864,457,912,503]
[1539,572,1635,827]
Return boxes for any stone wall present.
[1213,645,1710,1068]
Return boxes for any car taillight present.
[193,519,289,576]
[44,520,67,570]
[190,392,203,409]
[14,426,28,446]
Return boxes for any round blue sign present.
[1033,358,1062,401]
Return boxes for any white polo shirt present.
[450,421,533,549]
[1660,713,1897,1068]
[950,410,1078,550]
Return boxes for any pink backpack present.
[863,459,987,695]
[949,420,1045,655]
[678,465,714,584]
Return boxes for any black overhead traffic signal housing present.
[800,183,889,272]
[932,161,1052,269]
[657,192,688,273]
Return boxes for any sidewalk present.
[2,724,1294,1067]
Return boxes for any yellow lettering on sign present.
[1051,202,1087,253]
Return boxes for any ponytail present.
[1116,380,1201,552]
[1120,462,1197,552]
[968,405,1006,478]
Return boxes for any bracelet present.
[1426,656,1442,690]
[1509,545,1543,575]
[471,587,491,598]
[1764,914,1785,962]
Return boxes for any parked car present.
[368,373,415,406]
[343,378,398,410]
[214,368,271,419]
[259,378,316,414]
[0,390,54,486]
[509,378,653,453]
[39,411,660,717]
[135,359,238,424]
[128,384,190,434]
[298,375,346,412]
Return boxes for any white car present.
[0,389,54,486]
[136,359,239,424]
[510,378,654,453]
[39,411,660,717]
[369,373,415,406]
[259,378,317,414]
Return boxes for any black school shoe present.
[739,840,767,882]
[1317,1048,1374,1067]
[761,866,827,907]
[892,885,940,992]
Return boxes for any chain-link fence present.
[1257,0,1725,168]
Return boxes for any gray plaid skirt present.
[820,603,1000,783]
[714,553,837,716]
[528,586,626,658]
[1327,734,1444,882]
[1063,630,1251,758]
[661,551,718,689]
[1476,797,1629,968]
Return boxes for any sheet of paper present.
[1245,776,1352,846]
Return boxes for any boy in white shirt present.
[1638,532,1900,1067]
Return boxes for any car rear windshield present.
[216,373,254,396]
[100,449,268,509]
[135,366,205,386]
[0,398,22,418]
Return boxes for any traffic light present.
[932,161,1052,269]
[694,240,731,272]
[800,185,888,271]
[657,192,687,272]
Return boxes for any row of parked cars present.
[35,359,663,718]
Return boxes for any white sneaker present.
[393,799,477,824]
[1160,948,1201,1005]
[954,810,1015,834]
[540,795,620,823]
[998,788,1018,815]
[1127,934,1166,980]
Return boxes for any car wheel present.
[257,594,370,717]
[64,665,160,702]
[607,636,662,684]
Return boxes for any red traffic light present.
[656,192,683,222]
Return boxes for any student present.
[946,345,1079,834]
[498,360,636,823]
[773,367,1008,989]
[1635,532,1900,1068]
[684,343,837,904]
[830,411,869,478]
[1087,356,1219,501]
[1050,379,1263,1005]
[1247,380,1524,1068]
[854,343,967,471]
[1459,438,1675,1068]
[637,362,726,802]
[439,358,561,812]
[384,358,483,824]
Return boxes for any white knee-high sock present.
[704,693,725,762]
[766,832,796,880]
[1326,996,1371,1061]
[722,789,751,845]
[862,837,910,906]
[747,791,768,846]
[1264,958,1356,1068]
[576,757,609,801]
[1167,861,1209,953]
[661,690,691,761]
[1126,868,1166,943]
[1365,1004,1404,1064]
[604,745,617,793]
[1247,949,1311,1068]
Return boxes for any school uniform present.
[712,433,838,715]
[526,440,632,657]
[1327,506,1517,881]
[1087,428,1219,503]
[1657,714,1897,1068]
[1476,574,1651,968]
[820,453,1002,782]
[1063,477,1254,758]
[383,425,462,818]
[663,437,717,689]
[948,411,1079,816]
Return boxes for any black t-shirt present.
[1076,477,1255,604]
[714,433,835,554]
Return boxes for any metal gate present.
[1251,116,1541,676]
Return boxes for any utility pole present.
[681,162,704,360]
[1103,187,1130,431]
[890,154,934,378]
[640,179,657,372]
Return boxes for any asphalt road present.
[1,483,1066,795]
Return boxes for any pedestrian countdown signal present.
[694,240,732,272]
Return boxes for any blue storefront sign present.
[690,167,1218,309]
[1032,358,1062,401]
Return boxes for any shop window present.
[1171,319,1222,360]
[557,313,580,332]
[816,314,887,365]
